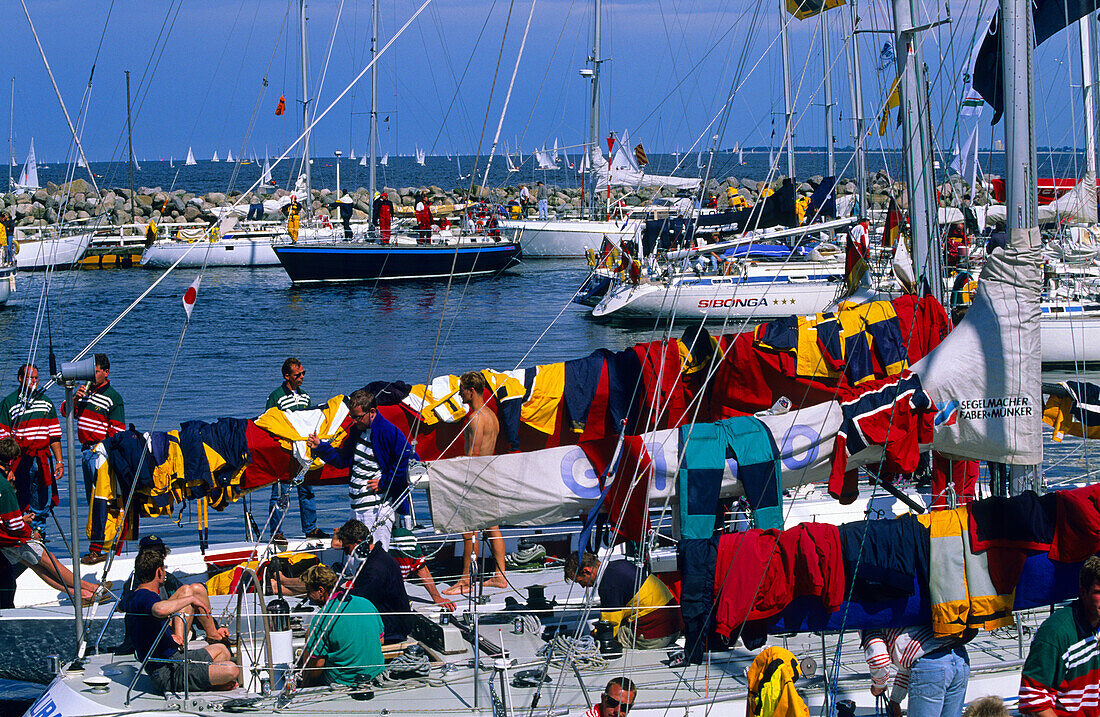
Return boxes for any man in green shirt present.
[265,358,325,541]
[300,564,385,687]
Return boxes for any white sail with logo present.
[12,139,39,192]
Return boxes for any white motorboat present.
[140,230,286,268]
[497,217,639,259]
[13,230,95,270]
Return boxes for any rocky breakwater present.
[0,171,999,230]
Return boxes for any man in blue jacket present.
[306,389,417,550]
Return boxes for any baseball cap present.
[139,535,169,553]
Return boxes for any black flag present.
[973,0,1100,124]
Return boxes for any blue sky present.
[0,0,1093,164]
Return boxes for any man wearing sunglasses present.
[266,357,326,542]
[585,677,637,717]
[307,389,418,551]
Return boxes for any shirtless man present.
[443,372,508,594]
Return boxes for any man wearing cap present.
[300,564,385,687]
[338,195,354,239]
[331,519,414,642]
[372,192,394,243]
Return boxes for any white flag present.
[950,122,981,195]
[182,275,202,319]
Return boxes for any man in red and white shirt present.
[0,364,62,539]
[584,677,636,717]
[862,626,968,717]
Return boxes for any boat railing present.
[13,214,111,241]
[125,610,191,706]
[91,570,134,655]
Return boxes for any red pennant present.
[606,134,615,154]
[275,95,286,116]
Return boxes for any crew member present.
[299,564,385,687]
[0,365,62,539]
[286,196,301,243]
[119,549,238,693]
[373,192,394,243]
[536,181,549,219]
[1020,556,1100,716]
[566,552,682,650]
[861,626,970,717]
[266,358,324,542]
[519,185,531,215]
[444,372,507,595]
[0,437,104,606]
[585,677,637,717]
[307,389,417,550]
[414,193,433,241]
[331,519,413,643]
[338,194,354,239]
[60,353,124,565]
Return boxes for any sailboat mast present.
[891,0,941,299]
[369,0,378,212]
[125,70,135,213]
[300,0,311,215]
[7,78,13,191]
[1002,0,1037,231]
[846,0,868,215]
[1079,17,1097,177]
[821,12,836,177]
[779,0,796,178]
[588,0,602,219]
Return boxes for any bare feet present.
[482,573,508,590]
[442,579,471,596]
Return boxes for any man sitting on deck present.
[300,564,385,687]
[331,518,413,643]
[566,551,682,650]
[118,550,238,693]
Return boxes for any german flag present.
[882,197,902,248]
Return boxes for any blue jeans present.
[538,199,548,219]
[81,447,98,502]
[267,481,317,535]
[16,458,52,537]
[907,646,969,717]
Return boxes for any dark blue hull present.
[273,240,522,284]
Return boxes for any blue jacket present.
[314,414,417,513]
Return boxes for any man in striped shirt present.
[60,354,125,565]
[862,626,969,717]
[0,365,62,539]
[1020,556,1100,716]
[265,358,325,541]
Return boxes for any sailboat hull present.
[1039,305,1100,366]
[15,232,93,270]
[498,219,636,258]
[274,239,522,284]
[140,235,283,268]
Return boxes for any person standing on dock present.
[536,181,549,219]
[60,353,124,565]
[519,184,531,215]
[0,364,63,541]
[373,192,394,243]
[265,358,325,542]
[443,372,508,596]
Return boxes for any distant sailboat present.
[133,156,141,171]
[380,154,389,166]
[359,154,367,167]
[77,154,87,169]
[415,146,425,166]
[349,148,357,161]
[535,149,556,170]
[226,149,235,163]
[457,155,469,180]
[696,150,705,169]
[739,147,745,165]
[185,147,197,166]
[506,152,518,173]
[211,150,220,162]
[12,139,39,192]
[552,138,560,162]
[260,155,272,186]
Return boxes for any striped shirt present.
[0,389,61,450]
[863,626,956,703]
[349,430,383,512]
[0,468,30,547]
[61,381,125,445]
[266,385,311,412]
[1020,602,1100,716]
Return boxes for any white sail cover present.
[427,403,840,533]
[1043,172,1098,224]
[185,148,197,165]
[13,139,39,192]
[911,226,1043,464]
[589,148,701,191]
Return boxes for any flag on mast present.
[183,276,202,319]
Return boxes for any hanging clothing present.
[520,363,565,435]
[828,372,936,504]
[839,514,929,603]
[579,435,653,543]
[677,423,725,540]
[918,507,1014,637]
[714,417,783,530]
[677,536,719,664]
[746,646,810,717]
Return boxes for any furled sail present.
[590,147,701,190]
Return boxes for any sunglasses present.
[602,693,633,713]
[291,370,306,379]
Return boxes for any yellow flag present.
[878,73,903,136]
